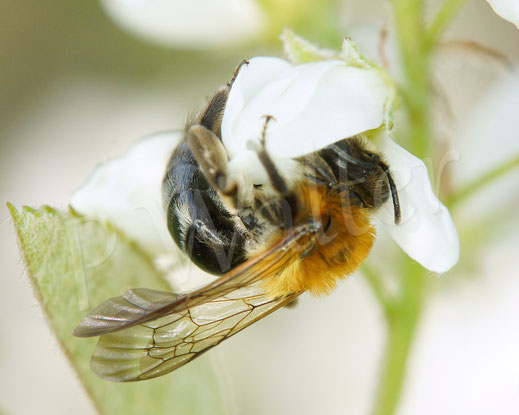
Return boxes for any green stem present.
[393,0,430,159]
[369,1,436,414]
[426,0,469,48]
[362,264,391,313]
[446,153,519,209]
[371,261,427,415]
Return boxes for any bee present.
[73,61,401,382]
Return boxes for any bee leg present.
[301,152,337,188]
[227,59,249,87]
[187,124,237,197]
[198,60,249,138]
[188,61,252,210]
[199,87,229,137]
[254,115,290,195]
[253,116,300,223]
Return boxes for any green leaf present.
[8,204,228,415]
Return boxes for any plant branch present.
[362,264,391,314]
[370,1,437,414]
[446,153,519,209]
[393,0,430,159]
[371,260,427,415]
[426,0,468,48]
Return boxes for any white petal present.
[223,58,335,158]
[100,0,265,49]
[70,130,181,254]
[376,136,460,273]
[221,56,292,153]
[222,58,390,161]
[487,0,519,29]
[266,65,389,157]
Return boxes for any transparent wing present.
[74,222,316,338]
[91,286,300,381]
[73,222,318,381]
[73,288,181,337]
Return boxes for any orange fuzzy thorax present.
[261,184,376,298]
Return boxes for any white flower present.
[486,0,519,29]
[71,56,459,274]
[70,130,181,254]
[223,58,389,158]
[375,134,459,273]
[222,57,459,273]
[99,0,265,49]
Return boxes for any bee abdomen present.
[162,140,246,275]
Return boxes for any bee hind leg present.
[227,59,249,87]
[198,60,249,137]
[188,60,252,198]
[187,124,238,197]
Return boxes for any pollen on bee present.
[261,183,376,298]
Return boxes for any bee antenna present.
[378,161,401,225]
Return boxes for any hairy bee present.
[73,61,401,382]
